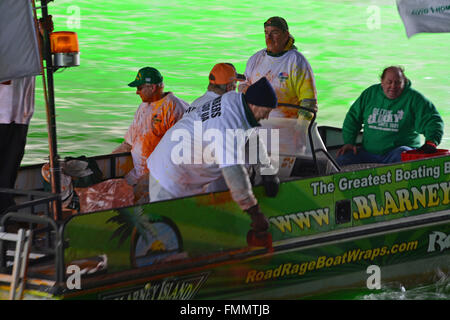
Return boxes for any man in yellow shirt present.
[238,17,319,158]
[239,16,317,119]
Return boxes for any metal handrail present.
[269,103,341,175]
[298,106,342,174]
[0,193,65,289]
[0,188,58,217]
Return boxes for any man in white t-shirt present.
[239,16,317,119]
[148,77,278,238]
[187,63,245,114]
[187,63,247,192]
[0,77,35,213]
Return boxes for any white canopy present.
[0,0,42,83]
[397,0,450,38]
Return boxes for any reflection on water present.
[361,270,450,300]
[306,268,450,300]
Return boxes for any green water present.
[25,0,449,300]
[27,0,450,166]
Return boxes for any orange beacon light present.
[50,31,80,67]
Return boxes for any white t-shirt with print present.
[243,49,317,119]
[187,90,219,114]
[147,91,258,198]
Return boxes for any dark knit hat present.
[244,77,277,109]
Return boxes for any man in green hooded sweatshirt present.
[337,66,444,165]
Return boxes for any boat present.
[2,129,449,300]
[0,0,449,300]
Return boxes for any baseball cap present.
[264,16,289,31]
[244,77,278,109]
[209,63,245,85]
[225,63,246,81]
[128,67,163,87]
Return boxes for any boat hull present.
[2,150,449,300]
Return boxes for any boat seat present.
[259,118,340,179]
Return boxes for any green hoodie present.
[342,80,444,155]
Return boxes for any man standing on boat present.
[188,63,245,113]
[238,17,318,157]
[238,16,318,119]
[336,66,444,165]
[0,77,35,213]
[147,77,278,243]
[113,67,189,203]
[0,16,53,214]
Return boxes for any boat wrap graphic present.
[98,273,209,300]
[58,155,450,299]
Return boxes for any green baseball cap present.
[128,67,163,87]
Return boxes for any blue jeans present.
[336,146,413,166]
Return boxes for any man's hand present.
[245,205,269,232]
[337,144,357,157]
[417,141,437,154]
[262,174,279,197]
[38,15,54,35]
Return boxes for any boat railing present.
[317,126,364,160]
[0,188,58,217]
[17,152,133,192]
[273,104,342,176]
[0,190,66,292]
[300,105,341,174]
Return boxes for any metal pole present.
[39,0,62,220]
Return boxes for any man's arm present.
[414,99,444,147]
[341,94,365,146]
[114,121,134,154]
[221,164,269,232]
[238,55,255,93]
[221,164,257,210]
[112,141,131,154]
[337,93,366,157]
[294,58,317,104]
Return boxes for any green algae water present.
[26,0,450,166]
[25,0,449,300]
